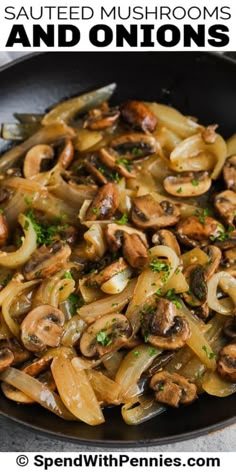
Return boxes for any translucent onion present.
[73,129,103,152]
[169,133,227,179]
[154,126,182,152]
[3,191,28,229]
[79,279,103,304]
[42,83,116,125]
[202,371,236,397]
[207,272,236,315]
[0,123,75,172]
[51,355,105,425]
[122,396,166,425]
[48,166,96,208]
[87,369,122,405]
[0,214,37,268]
[115,344,162,399]
[78,279,137,324]
[103,351,125,378]
[1,280,39,337]
[0,367,75,420]
[84,224,107,260]
[50,279,75,308]
[146,102,201,138]
[101,268,132,295]
[61,315,87,347]
[181,247,209,268]
[126,246,179,332]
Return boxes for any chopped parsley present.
[1,273,12,287]
[133,350,140,357]
[202,345,216,359]
[96,331,113,347]
[194,208,211,225]
[210,225,234,242]
[0,209,4,214]
[63,272,73,280]
[92,207,99,215]
[110,172,120,183]
[115,214,128,225]
[116,158,131,170]
[155,288,162,296]
[35,270,41,278]
[68,293,84,315]
[148,347,158,357]
[150,259,170,282]
[98,166,105,174]
[164,288,182,309]
[191,179,199,186]
[24,196,32,205]
[176,187,182,194]
[132,147,143,156]
[25,208,69,246]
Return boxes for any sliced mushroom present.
[85,257,132,294]
[214,190,236,226]
[21,305,65,353]
[99,148,135,179]
[121,100,157,133]
[176,216,220,247]
[141,298,190,350]
[23,241,71,280]
[223,155,236,191]
[150,371,197,407]
[122,232,148,269]
[0,347,14,372]
[0,338,31,366]
[84,157,108,185]
[152,229,181,256]
[204,246,222,279]
[105,223,147,252]
[80,313,132,358]
[224,317,236,339]
[183,264,207,307]
[163,172,211,197]
[131,194,180,229]
[218,344,236,382]
[23,144,54,178]
[84,106,120,130]
[110,134,157,160]
[58,139,74,169]
[1,382,34,404]
[85,183,119,221]
[224,247,236,265]
[194,302,210,321]
[23,355,53,376]
[0,213,8,247]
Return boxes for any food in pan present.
[0,84,236,426]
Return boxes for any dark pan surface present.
[0,52,236,446]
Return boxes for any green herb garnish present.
[115,214,128,225]
[202,345,216,359]
[96,331,113,347]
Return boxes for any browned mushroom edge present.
[85,183,119,221]
[218,344,236,382]
[23,240,71,280]
[131,194,180,229]
[120,100,157,133]
[150,371,197,407]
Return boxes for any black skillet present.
[0,52,236,447]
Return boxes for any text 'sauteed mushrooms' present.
[0,84,236,426]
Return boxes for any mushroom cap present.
[183,264,207,307]
[105,223,147,252]
[23,241,71,280]
[214,190,236,226]
[176,215,219,247]
[131,194,180,229]
[152,229,181,256]
[150,371,197,407]
[121,100,157,133]
[80,313,132,358]
[110,133,157,160]
[23,144,54,178]
[0,347,14,372]
[21,305,65,353]
[218,343,236,382]
[122,232,148,269]
[85,183,119,221]
[163,172,211,197]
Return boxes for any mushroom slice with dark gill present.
[163,172,211,197]
[224,317,236,339]
[58,139,74,169]
[0,338,31,366]
[176,216,220,247]
[218,344,236,382]
[214,190,236,226]
[120,100,157,133]
[150,371,197,407]
[0,347,14,372]
[110,134,157,160]
[223,155,236,191]
[105,223,148,253]
[99,148,135,179]
[141,298,190,350]
[131,194,180,229]
[21,305,65,353]
[183,264,207,307]
[85,183,119,221]
[85,257,132,294]
[80,313,132,358]
[152,229,181,256]
[23,144,54,178]
[23,241,71,280]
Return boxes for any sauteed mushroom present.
[85,183,119,221]
[99,148,135,179]
[0,213,8,247]
[204,245,222,279]
[163,172,211,197]
[21,305,65,353]
[84,105,120,130]
[152,229,181,256]
[0,347,14,372]
[150,371,197,407]
[223,155,236,191]
[23,241,71,280]
[183,264,207,307]
[85,257,132,294]
[121,100,157,133]
[0,339,31,366]
[23,144,54,178]
[131,194,180,229]
[111,134,157,160]
[105,223,147,252]
[122,232,148,269]
[80,313,132,358]
[58,139,74,169]
[141,298,190,349]
[218,344,236,381]
[176,216,220,247]
[214,190,236,226]
[224,317,236,339]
